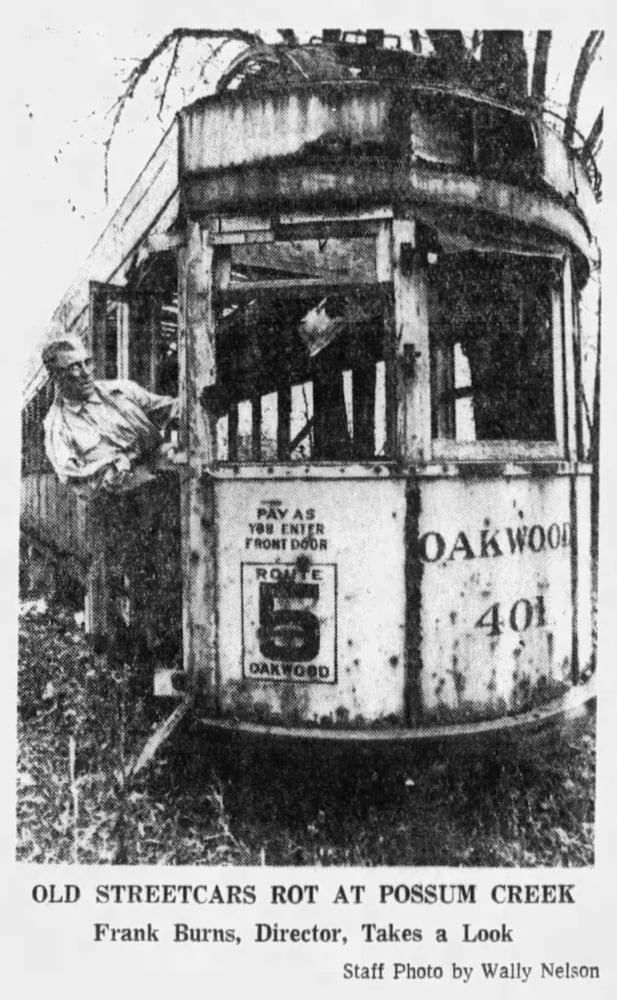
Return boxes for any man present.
[42,336,182,687]
[42,338,179,498]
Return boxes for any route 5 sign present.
[241,563,337,683]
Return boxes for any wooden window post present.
[391,219,431,462]
[178,222,218,706]
[388,218,431,727]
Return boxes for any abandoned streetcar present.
[20,31,600,758]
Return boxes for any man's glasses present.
[56,357,94,377]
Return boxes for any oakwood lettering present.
[249,662,331,680]
[418,521,570,563]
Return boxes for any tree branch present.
[157,36,181,119]
[103,27,263,201]
[565,30,604,146]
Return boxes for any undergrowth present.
[17,603,595,865]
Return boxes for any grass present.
[17,602,595,866]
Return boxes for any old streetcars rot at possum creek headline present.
[32,882,577,905]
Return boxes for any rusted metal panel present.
[416,475,574,723]
[409,105,469,167]
[195,676,595,743]
[432,440,563,463]
[211,464,397,480]
[179,86,597,250]
[181,87,392,174]
[215,478,406,728]
[182,160,596,266]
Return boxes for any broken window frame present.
[88,281,130,381]
[132,267,178,396]
[427,246,568,463]
[206,215,397,467]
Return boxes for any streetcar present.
[20,30,601,767]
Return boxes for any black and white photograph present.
[5,6,612,995]
[16,20,602,866]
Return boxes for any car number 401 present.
[475,595,547,638]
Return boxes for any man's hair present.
[41,338,86,373]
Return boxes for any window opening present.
[214,292,387,463]
[128,254,178,395]
[213,235,389,463]
[430,251,557,443]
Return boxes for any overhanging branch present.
[103,27,264,201]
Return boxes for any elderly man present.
[42,336,182,687]
[42,338,178,498]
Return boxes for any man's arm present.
[122,381,179,426]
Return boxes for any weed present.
[16,604,595,866]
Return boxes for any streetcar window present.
[158,294,178,396]
[430,252,556,442]
[214,236,390,463]
[127,254,178,396]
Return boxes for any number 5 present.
[258,582,320,661]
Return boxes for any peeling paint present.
[180,81,597,254]
[216,478,407,726]
[418,476,576,723]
